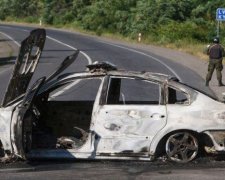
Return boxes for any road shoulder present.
[0,33,18,71]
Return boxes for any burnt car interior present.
[27,78,102,150]
[25,75,164,151]
[167,86,189,104]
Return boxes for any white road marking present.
[49,79,82,99]
[97,40,182,81]
[0,31,20,47]
[0,27,93,98]
[0,25,181,97]
[46,36,92,64]
[0,25,29,33]
[0,66,12,75]
[0,26,92,64]
[45,36,92,98]
[0,31,20,75]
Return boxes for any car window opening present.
[106,78,160,105]
[26,78,102,150]
[168,87,189,105]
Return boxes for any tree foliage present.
[0,0,224,43]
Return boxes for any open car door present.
[11,77,46,158]
[1,29,46,107]
[11,50,80,159]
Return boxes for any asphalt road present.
[0,24,222,179]
[1,158,225,180]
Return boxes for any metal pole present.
[138,33,142,42]
[217,20,220,38]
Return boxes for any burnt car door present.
[11,77,46,158]
[10,52,80,159]
[94,76,167,157]
[1,29,46,107]
[10,49,80,158]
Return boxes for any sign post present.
[216,8,225,37]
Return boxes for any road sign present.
[217,8,225,21]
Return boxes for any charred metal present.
[204,131,225,154]
[2,29,46,107]
[1,29,225,163]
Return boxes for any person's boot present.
[218,81,224,86]
[205,81,209,86]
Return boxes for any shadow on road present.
[43,49,74,52]
[0,39,13,42]
[0,56,16,66]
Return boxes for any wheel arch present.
[151,129,213,157]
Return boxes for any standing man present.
[206,37,225,86]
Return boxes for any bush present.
[157,21,211,43]
[1,0,225,46]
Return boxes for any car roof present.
[56,61,178,83]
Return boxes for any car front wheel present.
[165,132,199,163]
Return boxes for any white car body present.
[0,29,225,163]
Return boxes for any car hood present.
[1,29,46,107]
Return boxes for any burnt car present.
[1,29,225,163]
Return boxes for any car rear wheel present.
[165,132,199,163]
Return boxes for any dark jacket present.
[207,44,225,60]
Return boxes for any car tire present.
[165,132,199,163]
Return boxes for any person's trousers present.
[206,59,223,82]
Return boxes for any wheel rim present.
[165,132,198,163]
